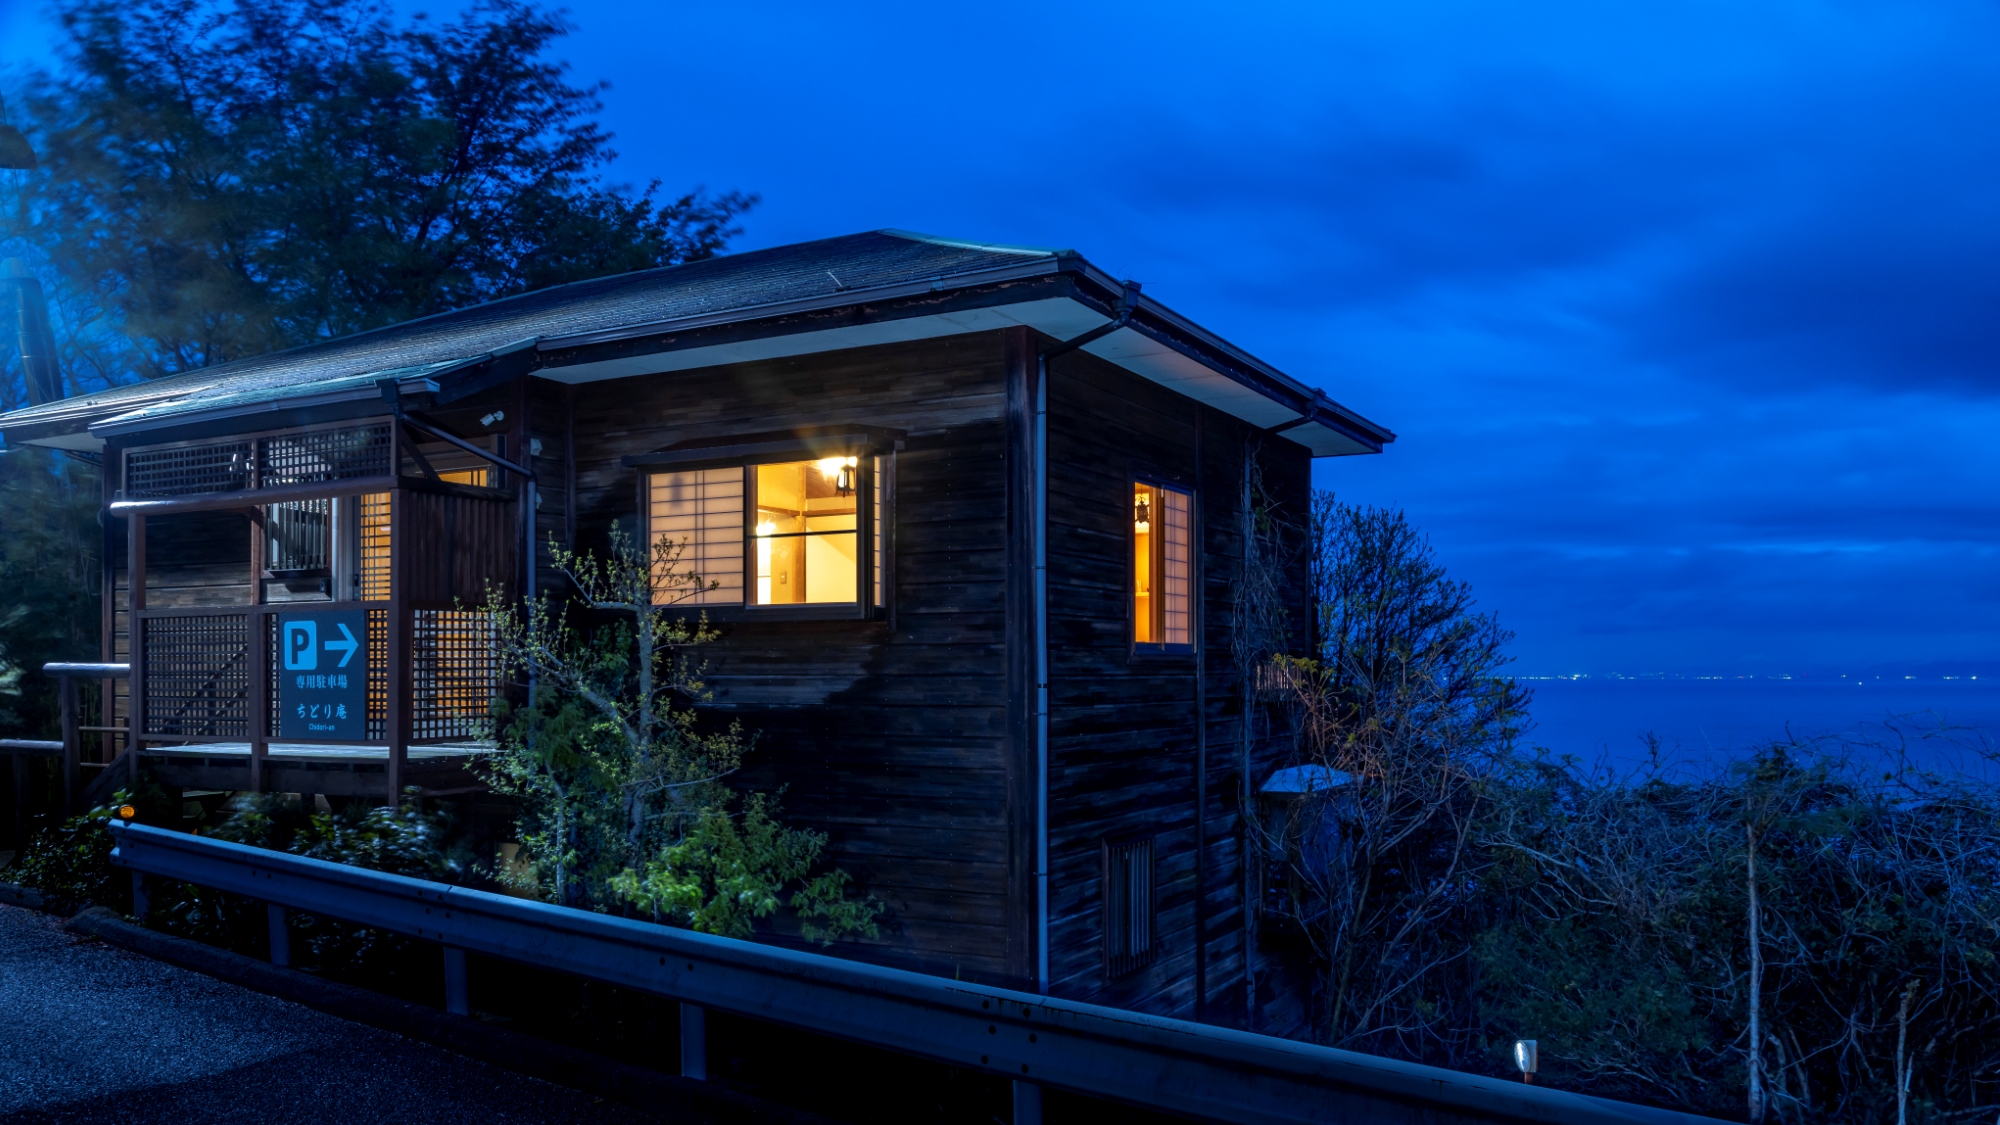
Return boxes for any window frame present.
[1128,472,1197,659]
[742,456,874,618]
[635,432,898,623]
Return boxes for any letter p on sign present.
[283,620,318,671]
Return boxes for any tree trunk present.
[1747,823,1765,1125]
[1896,981,1918,1125]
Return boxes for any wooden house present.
[0,230,1392,1032]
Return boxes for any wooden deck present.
[138,742,496,798]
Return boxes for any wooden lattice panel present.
[260,424,392,487]
[142,613,250,737]
[123,423,393,499]
[411,609,498,741]
[125,441,252,499]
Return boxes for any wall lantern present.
[818,456,858,498]
[1133,496,1151,532]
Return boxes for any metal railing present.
[4,663,131,840]
[107,820,1720,1125]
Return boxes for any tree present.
[1,0,754,397]
[483,527,879,944]
[0,446,100,738]
[1270,490,1529,1058]
[0,0,754,744]
[1480,734,2000,1121]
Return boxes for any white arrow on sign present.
[325,622,360,668]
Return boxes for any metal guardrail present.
[107,821,1722,1125]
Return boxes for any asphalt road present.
[0,903,690,1124]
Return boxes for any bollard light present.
[1514,1039,1538,1084]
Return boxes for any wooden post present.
[385,439,408,804]
[58,675,79,816]
[127,513,146,763]
[101,449,118,768]
[248,504,268,793]
[249,608,270,794]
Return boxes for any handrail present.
[107,821,1723,1125]
[42,662,131,679]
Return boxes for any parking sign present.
[277,609,368,741]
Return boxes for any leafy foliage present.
[13,790,132,912]
[1268,491,1529,1057]
[1479,742,2000,1123]
[0,447,101,739]
[1267,492,2000,1121]
[483,527,880,943]
[152,790,462,978]
[0,0,753,401]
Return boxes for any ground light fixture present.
[1514,1039,1538,1084]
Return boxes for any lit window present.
[1132,483,1193,649]
[646,455,880,609]
[647,468,745,605]
[753,458,858,605]
[359,493,391,600]
[1103,836,1157,977]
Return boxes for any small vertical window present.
[1132,482,1193,650]
[1103,836,1157,977]
[359,493,391,600]
[647,468,745,605]
[872,455,885,610]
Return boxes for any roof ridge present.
[877,229,1068,258]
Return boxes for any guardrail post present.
[443,947,469,1016]
[1013,1079,1042,1125]
[267,904,290,968]
[130,872,149,922]
[680,1002,706,1080]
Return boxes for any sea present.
[1520,676,2000,783]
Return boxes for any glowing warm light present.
[117,805,136,820]
[816,456,857,482]
[755,521,777,536]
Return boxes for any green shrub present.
[13,790,132,913]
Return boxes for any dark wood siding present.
[1042,346,1312,1031]
[565,333,1019,985]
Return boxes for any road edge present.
[60,906,838,1125]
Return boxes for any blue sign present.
[277,609,368,741]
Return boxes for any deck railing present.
[134,606,492,747]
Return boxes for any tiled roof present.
[0,230,1059,433]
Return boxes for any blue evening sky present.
[6,1,1997,677]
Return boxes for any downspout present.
[1035,280,1142,993]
